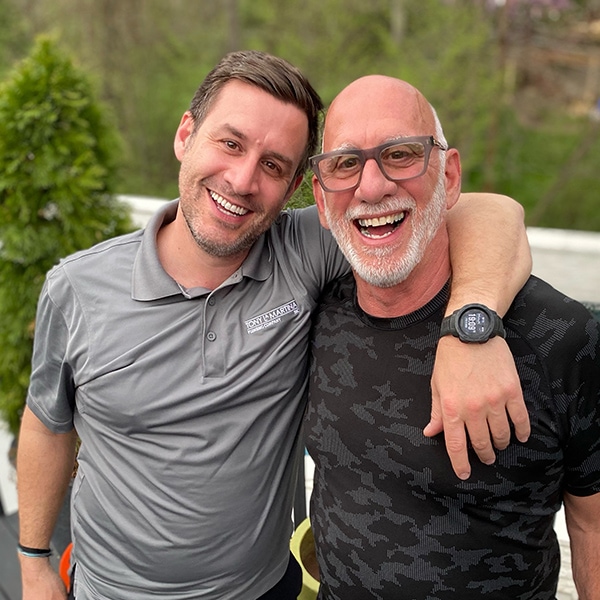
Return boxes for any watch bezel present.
[440,303,506,343]
[455,304,496,342]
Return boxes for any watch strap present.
[440,303,506,343]
[439,316,455,338]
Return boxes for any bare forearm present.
[570,534,600,599]
[17,407,76,599]
[446,192,531,315]
[565,492,600,599]
[17,406,77,548]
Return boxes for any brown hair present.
[188,50,323,179]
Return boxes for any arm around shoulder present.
[446,192,531,315]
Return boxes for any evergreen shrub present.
[0,37,134,434]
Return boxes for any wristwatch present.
[440,303,506,343]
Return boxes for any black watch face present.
[459,309,490,338]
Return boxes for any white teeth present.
[210,191,249,216]
[362,229,393,239]
[357,212,405,228]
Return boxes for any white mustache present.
[344,197,416,221]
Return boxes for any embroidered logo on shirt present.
[245,300,299,334]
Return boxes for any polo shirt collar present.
[132,199,274,301]
[238,229,273,283]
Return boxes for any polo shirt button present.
[208,298,216,306]
[206,331,217,342]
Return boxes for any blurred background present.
[0,6,598,598]
[1,0,599,228]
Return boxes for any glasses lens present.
[380,142,427,180]
[317,152,362,191]
[314,139,432,191]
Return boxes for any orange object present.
[59,542,73,592]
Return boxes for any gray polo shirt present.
[27,200,348,599]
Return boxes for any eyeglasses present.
[310,136,447,193]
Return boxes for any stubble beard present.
[179,179,284,259]
[325,173,448,288]
[182,208,263,258]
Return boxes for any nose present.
[355,157,397,203]
[225,156,261,196]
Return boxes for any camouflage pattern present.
[306,275,600,600]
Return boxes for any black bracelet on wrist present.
[17,543,53,558]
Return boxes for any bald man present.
[306,75,600,599]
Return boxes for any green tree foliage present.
[490,110,600,230]
[0,37,134,433]
[7,0,597,228]
[15,0,230,199]
[386,1,504,190]
[0,0,28,78]
[3,1,600,213]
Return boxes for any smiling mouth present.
[210,190,249,217]
[356,211,406,239]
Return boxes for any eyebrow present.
[329,135,411,153]
[222,124,295,171]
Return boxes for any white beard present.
[324,171,448,288]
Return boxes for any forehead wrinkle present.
[328,141,359,153]
[328,135,420,154]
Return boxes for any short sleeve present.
[562,311,600,496]
[26,270,77,433]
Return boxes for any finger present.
[423,419,443,438]
[486,409,512,450]
[424,392,443,437]
[443,422,471,480]
[465,418,496,466]
[506,393,531,443]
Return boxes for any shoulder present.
[505,276,599,377]
[267,206,349,289]
[319,272,356,307]
[311,273,357,333]
[272,205,320,236]
[49,229,143,279]
[44,230,143,303]
[505,275,594,330]
[271,205,341,255]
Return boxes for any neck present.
[157,212,249,291]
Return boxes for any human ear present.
[444,148,462,210]
[174,112,195,161]
[312,175,331,230]
[283,173,305,203]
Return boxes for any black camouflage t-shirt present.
[306,275,600,600]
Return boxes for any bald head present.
[311,73,462,297]
[323,75,442,152]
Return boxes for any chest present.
[306,315,564,507]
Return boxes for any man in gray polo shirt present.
[16,51,531,600]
